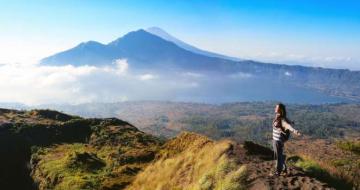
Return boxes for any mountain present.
[41,29,236,72]
[0,108,355,189]
[40,28,360,101]
[41,28,239,70]
[146,26,241,61]
[41,41,110,66]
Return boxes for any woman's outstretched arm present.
[281,120,301,136]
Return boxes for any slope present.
[41,29,236,72]
[0,108,162,190]
[0,108,357,189]
[127,132,248,190]
[146,27,241,61]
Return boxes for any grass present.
[336,140,360,155]
[32,144,103,190]
[288,155,353,190]
[29,117,164,190]
[126,132,247,190]
[331,158,352,167]
[195,156,247,190]
[33,143,157,190]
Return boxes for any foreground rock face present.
[0,108,86,190]
[0,109,161,190]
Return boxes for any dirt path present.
[246,160,335,190]
[232,142,337,190]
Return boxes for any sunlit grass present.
[288,155,353,190]
[32,144,104,190]
[127,132,247,190]
[30,119,163,190]
[32,142,160,190]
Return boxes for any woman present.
[272,103,301,176]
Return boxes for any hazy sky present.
[1,0,360,70]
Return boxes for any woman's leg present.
[273,140,284,173]
[278,141,285,173]
[272,140,282,174]
[283,154,287,172]
[272,140,277,168]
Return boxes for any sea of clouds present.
[0,59,207,105]
[1,58,339,106]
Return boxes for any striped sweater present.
[273,119,299,142]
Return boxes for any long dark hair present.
[275,103,292,124]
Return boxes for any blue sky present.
[1,0,360,69]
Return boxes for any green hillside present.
[0,108,358,189]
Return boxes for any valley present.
[37,101,360,143]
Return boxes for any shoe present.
[269,171,280,177]
[280,171,288,176]
[281,168,288,176]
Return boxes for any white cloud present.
[0,61,204,105]
[284,71,292,76]
[113,59,129,75]
[139,74,157,81]
[181,72,204,78]
[188,82,199,87]
[0,64,117,105]
[229,72,253,79]
[241,52,360,70]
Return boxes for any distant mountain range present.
[41,27,360,102]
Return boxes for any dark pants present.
[273,140,286,173]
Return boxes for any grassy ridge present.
[127,132,248,190]
[1,108,246,190]
[1,107,359,189]
[31,122,162,190]
[0,108,163,190]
